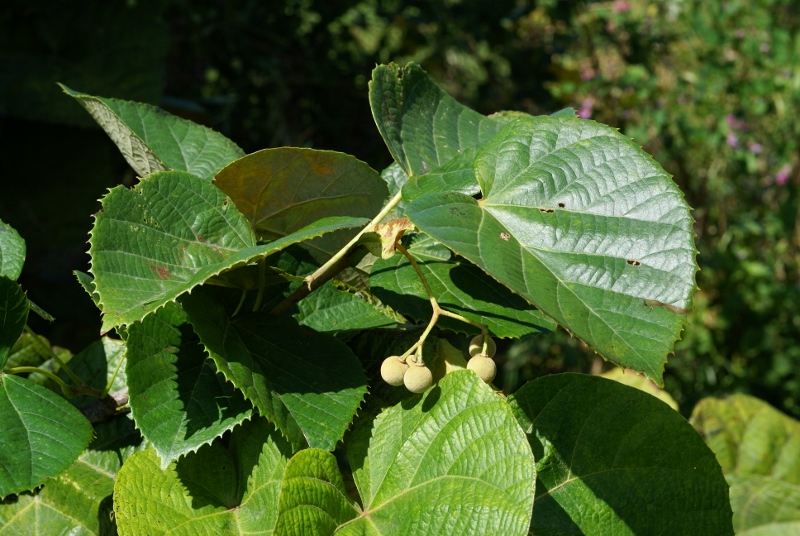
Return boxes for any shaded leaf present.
[0,220,25,281]
[0,375,93,496]
[0,277,29,370]
[113,418,292,535]
[274,449,358,535]
[51,336,126,409]
[4,331,52,370]
[691,394,800,534]
[61,85,244,180]
[89,170,366,331]
[295,280,401,336]
[341,371,535,535]
[0,415,143,535]
[509,373,732,535]
[74,270,101,307]
[401,146,481,202]
[214,148,388,262]
[181,286,368,450]
[125,302,253,468]
[370,236,555,338]
[369,62,512,177]
[406,117,696,384]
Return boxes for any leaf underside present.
[0,277,29,370]
[61,84,245,181]
[0,220,25,281]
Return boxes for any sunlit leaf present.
[125,302,253,468]
[0,415,142,535]
[0,220,25,281]
[692,394,800,534]
[113,418,291,535]
[61,85,244,180]
[0,375,93,496]
[89,170,366,331]
[406,117,696,384]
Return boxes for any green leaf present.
[60,85,245,180]
[214,148,388,262]
[294,280,401,335]
[0,374,93,496]
[370,235,555,338]
[89,170,366,331]
[342,371,535,535]
[181,286,368,451]
[52,336,126,409]
[405,117,696,384]
[369,62,512,177]
[691,394,800,534]
[400,146,481,202]
[274,449,358,535]
[113,418,292,536]
[4,332,52,370]
[509,373,733,535]
[74,270,101,307]
[0,277,29,370]
[0,220,25,281]
[125,302,253,468]
[0,415,143,535]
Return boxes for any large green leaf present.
[405,117,696,384]
[340,371,535,535]
[0,220,25,281]
[214,148,388,261]
[274,449,358,535]
[369,62,512,177]
[0,374,93,496]
[113,418,292,536]
[691,394,800,535]
[181,286,368,451]
[125,302,253,468]
[3,332,52,370]
[0,415,143,535]
[61,85,244,180]
[370,235,555,338]
[294,280,401,335]
[0,277,29,371]
[508,373,732,535]
[89,170,367,331]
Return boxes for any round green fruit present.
[404,363,433,393]
[380,356,409,386]
[468,334,497,358]
[467,354,497,383]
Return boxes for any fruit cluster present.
[380,334,497,393]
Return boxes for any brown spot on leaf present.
[626,259,642,267]
[150,266,171,280]
[499,232,510,241]
[539,208,555,214]
[558,202,566,208]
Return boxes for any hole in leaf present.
[222,200,229,208]
[539,208,555,214]
[626,259,642,267]
[558,202,566,208]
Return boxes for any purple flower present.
[725,114,746,131]
[613,1,631,13]
[726,133,739,149]
[747,142,762,154]
[578,97,595,119]
[776,164,792,185]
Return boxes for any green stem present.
[253,258,267,312]
[303,191,403,290]
[6,366,73,398]
[102,352,126,398]
[232,288,248,317]
[24,325,87,388]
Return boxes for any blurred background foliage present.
[1,0,798,416]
